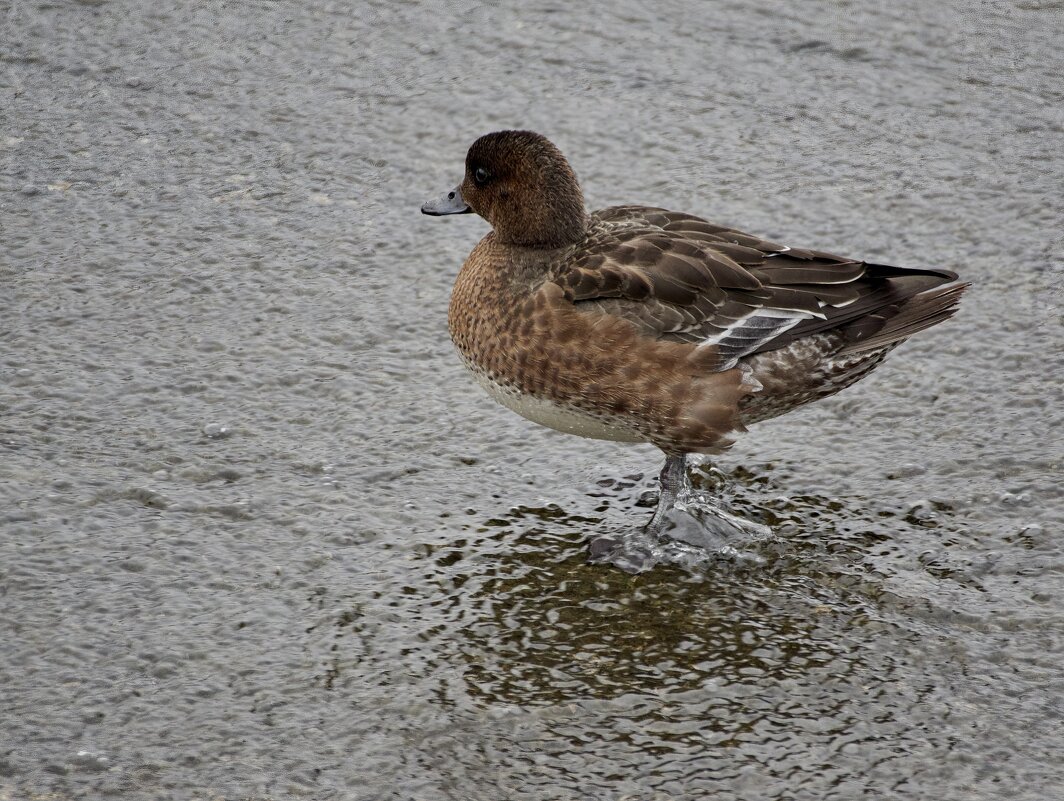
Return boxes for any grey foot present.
[587,455,772,573]
[651,498,771,556]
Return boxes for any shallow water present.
[2,0,1063,798]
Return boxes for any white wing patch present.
[698,309,812,369]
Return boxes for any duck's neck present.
[497,169,588,249]
[504,210,588,249]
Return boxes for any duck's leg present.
[590,451,769,571]
[644,452,771,547]
[645,453,689,537]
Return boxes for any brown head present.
[422,130,588,249]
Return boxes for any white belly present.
[466,366,646,443]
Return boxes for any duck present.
[423,130,967,539]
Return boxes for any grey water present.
[2,0,1063,799]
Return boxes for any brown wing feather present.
[550,205,964,370]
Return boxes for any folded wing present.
[553,205,963,370]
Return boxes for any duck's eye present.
[473,167,490,186]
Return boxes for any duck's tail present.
[838,279,969,355]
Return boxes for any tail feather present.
[839,282,969,355]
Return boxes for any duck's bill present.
[422,185,472,216]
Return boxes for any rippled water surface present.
[3,0,1063,798]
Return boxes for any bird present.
[422,130,966,546]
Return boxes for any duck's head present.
[422,130,587,249]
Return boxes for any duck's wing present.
[552,205,964,370]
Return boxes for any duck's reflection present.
[418,464,938,707]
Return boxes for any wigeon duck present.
[423,130,966,539]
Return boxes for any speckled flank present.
[449,232,758,455]
[739,336,896,424]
